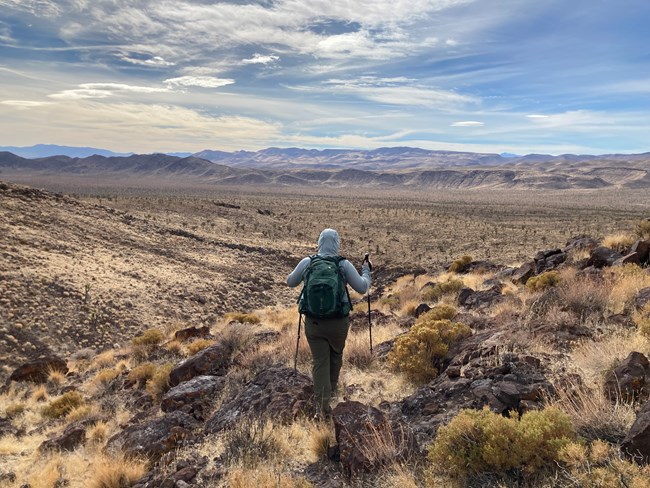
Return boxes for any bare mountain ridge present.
[1,149,650,189]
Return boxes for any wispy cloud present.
[49,83,169,100]
[120,55,175,67]
[451,120,483,127]
[241,53,279,65]
[163,76,235,89]
[1,99,53,107]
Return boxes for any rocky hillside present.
[2,149,650,190]
[2,182,650,487]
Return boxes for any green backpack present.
[298,255,351,319]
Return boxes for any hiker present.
[287,228,371,413]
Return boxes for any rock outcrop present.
[161,375,226,420]
[168,343,231,387]
[604,352,650,403]
[7,356,68,384]
[622,400,650,463]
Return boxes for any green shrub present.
[42,391,85,419]
[5,402,26,419]
[421,304,457,321]
[379,296,400,310]
[132,329,165,347]
[449,255,472,273]
[428,407,575,477]
[224,312,261,324]
[421,279,464,303]
[388,317,471,383]
[526,271,562,292]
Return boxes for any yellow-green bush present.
[388,317,471,383]
[127,362,156,385]
[186,338,216,356]
[421,304,457,321]
[224,312,261,324]
[526,271,562,292]
[146,362,173,400]
[421,279,464,303]
[428,407,575,477]
[449,255,472,273]
[379,296,400,310]
[132,328,165,347]
[5,402,26,419]
[42,391,85,419]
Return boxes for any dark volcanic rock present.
[512,262,535,284]
[161,375,226,420]
[39,423,87,452]
[587,246,624,268]
[457,287,474,306]
[631,239,650,263]
[174,326,211,342]
[622,399,650,463]
[563,236,599,253]
[604,352,650,403]
[534,248,567,273]
[635,287,650,311]
[614,252,641,267]
[204,366,318,434]
[460,285,503,310]
[332,401,411,475]
[108,411,199,461]
[7,356,68,384]
[414,303,431,318]
[168,343,231,387]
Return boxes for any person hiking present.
[287,228,371,413]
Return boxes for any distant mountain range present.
[1,147,649,190]
[0,144,192,159]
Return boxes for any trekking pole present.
[293,313,302,373]
[364,252,373,354]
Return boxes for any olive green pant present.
[304,315,350,411]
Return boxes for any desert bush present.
[91,368,119,391]
[88,421,109,444]
[421,279,464,303]
[127,362,156,386]
[449,255,472,273]
[602,232,636,253]
[91,350,116,370]
[186,338,216,356]
[31,385,48,402]
[221,419,287,467]
[526,270,562,292]
[165,339,184,355]
[428,407,575,477]
[556,275,608,320]
[560,439,650,487]
[47,368,66,388]
[67,404,94,421]
[146,362,173,400]
[388,317,471,383]
[635,219,650,239]
[636,315,650,337]
[609,264,650,314]
[42,391,85,419]
[344,331,374,369]
[421,304,457,321]
[308,423,332,460]
[224,311,261,324]
[131,328,165,347]
[89,456,148,488]
[379,295,400,311]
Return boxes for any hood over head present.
[318,228,340,257]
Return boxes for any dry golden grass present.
[127,361,156,385]
[89,455,148,488]
[571,331,650,387]
[608,265,650,314]
[28,454,64,488]
[339,365,415,406]
[602,232,636,253]
[164,339,184,355]
[145,362,173,400]
[227,467,312,488]
[223,311,261,324]
[90,350,116,370]
[344,330,374,369]
[41,391,85,419]
[378,465,421,488]
[551,377,635,442]
[89,367,119,393]
[185,338,217,356]
[66,404,95,422]
[257,306,298,331]
[0,434,23,455]
[307,422,332,461]
[46,369,66,388]
[87,421,109,444]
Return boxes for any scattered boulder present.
[635,287,650,311]
[168,343,231,387]
[332,401,411,475]
[349,309,391,330]
[564,236,599,253]
[512,262,535,284]
[204,366,318,434]
[604,352,650,403]
[39,423,87,452]
[174,326,211,342]
[459,285,503,310]
[457,288,474,307]
[534,248,567,273]
[108,411,199,462]
[631,239,650,263]
[587,246,624,268]
[7,355,68,384]
[161,375,226,420]
[613,252,641,267]
[622,399,650,463]
[414,303,431,318]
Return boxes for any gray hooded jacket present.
[287,229,371,298]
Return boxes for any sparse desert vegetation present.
[2,179,650,487]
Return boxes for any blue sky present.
[0,0,649,154]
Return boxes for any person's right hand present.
[363,253,373,271]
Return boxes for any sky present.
[0,0,649,155]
